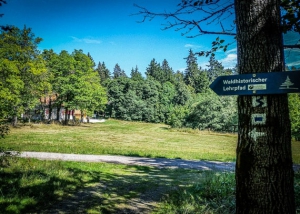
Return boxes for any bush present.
[0,123,9,138]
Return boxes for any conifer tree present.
[161,59,174,83]
[145,58,162,81]
[96,61,111,85]
[113,63,127,79]
[184,49,209,93]
[184,49,199,88]
[130,66,143,81]
[206,55,231,82]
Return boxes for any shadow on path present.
[19,151,236,172]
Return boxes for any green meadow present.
[1,119,299,213]
[1,119,300,163]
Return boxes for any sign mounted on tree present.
[209,71,300,95]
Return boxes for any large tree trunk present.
[235,0,295,213]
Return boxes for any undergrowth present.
[155,171,300,214]
[154,171,236,214]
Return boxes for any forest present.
[0,25,299,138]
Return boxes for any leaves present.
[0,26,48,119]
[281,0,300,33]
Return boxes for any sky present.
[0,0,299,76]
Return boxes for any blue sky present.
[0,0,299,75]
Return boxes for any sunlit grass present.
[1,119,300,163]
[0,119,237,162]
[1,119,300,213]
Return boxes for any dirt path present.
[19,151,236,171]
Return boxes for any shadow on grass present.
[0,167,103,213]
[0,159,194,214]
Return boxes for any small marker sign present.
[251,114,266,125]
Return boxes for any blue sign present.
[209,71,300,95]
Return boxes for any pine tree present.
[113,63,127,78]
[87,52,95,67]
[184,49,209,93]
[184,49,199,88]
[145,58,162,81]
[161,59,174,83]
[130,66,143,81]
[96,61,111,85]
[206,55,230,82]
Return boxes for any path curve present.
[18,152,300,172]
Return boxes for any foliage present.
[185,93,237,131]
[184,49,210,93]
[281,0,300,33]
[113,63,127,78]
[0,26,49,125]
[71,50,107,116]
[42,49,107,123]
[0,124,9,138]
[205,55,231,83]
[105,53,238,129]
[130,66,143,81]
[155,171,236,214]
[289,93,300,140]
[166,105,190,128]
[95,61,111,86]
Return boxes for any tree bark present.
[48,96,52,121]
[11,106,18,126]
[235,0,295,213]
[64,107,68,125]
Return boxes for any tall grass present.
[155,171,300,214]
[154,171,236,214]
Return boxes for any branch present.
[133,2,236,37]
[191,20,236,36]
[284,44,300,49]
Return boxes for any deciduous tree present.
[0,26,49,126]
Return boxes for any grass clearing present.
[1,119,300,163]
[1,119,300,213]
[1,119,237,162]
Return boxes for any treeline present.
[1,26,300,138]
[99,50,238,132]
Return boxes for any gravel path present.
[19,151,236,171]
